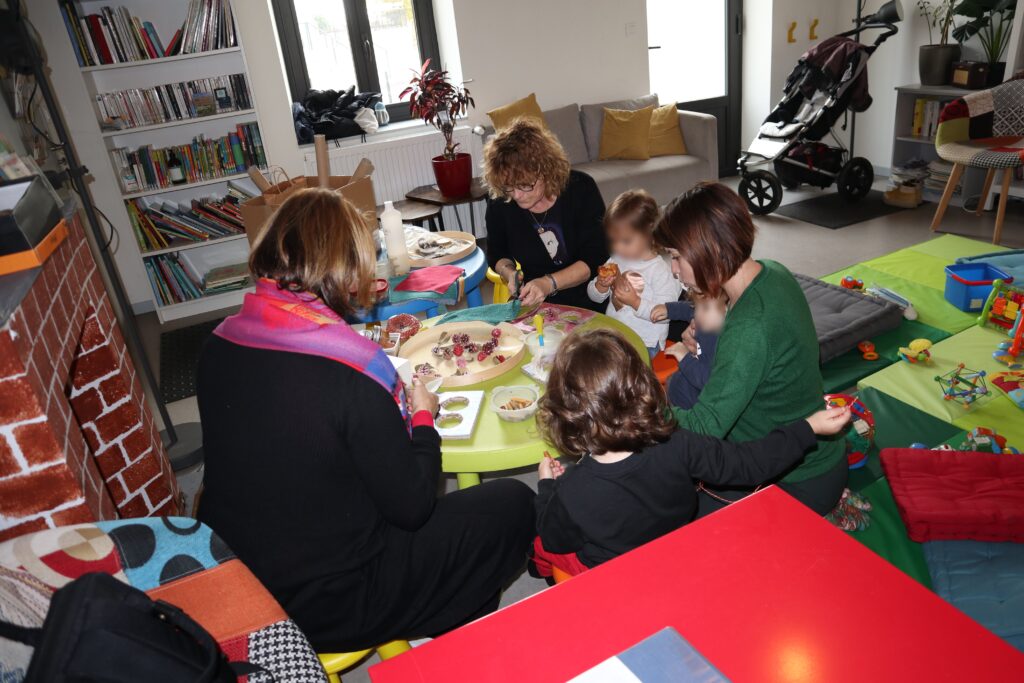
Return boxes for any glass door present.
[647,0,742,177]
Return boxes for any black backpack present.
[0,572,265,682]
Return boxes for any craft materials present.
[406,229,475,267]
[841,275,864,290]
[858,340,879,361]
[432,390,484,439]
[381,201,411,276]
[385,313,421,342]
[436,301,523,326]
[958,427,1020,455]
[491,385,540,422]
[977,279,1023,369]
[399,322,525,387]
[825,393,874,468]
[825,488,872,532]
[935,363,989,407]
[898,338,932,364]
[533,314,544,347]
[990,370,1024,410]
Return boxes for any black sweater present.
[535,421,817,568]
[485,170,608,310]
[196,336,440,625]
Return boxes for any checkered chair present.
[931,78,1024,244]
[0,518,327,682]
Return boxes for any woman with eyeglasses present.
[482,118,608,310]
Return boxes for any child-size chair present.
[485,262,521,303]
[319,640,411,682]
[931,79,1024,244]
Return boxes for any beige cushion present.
[487,93,545,131]
[598,106,655,160]
[580,94,659,161]
[542,104,589,166]
[649,103,688,156]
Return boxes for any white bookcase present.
[58,0,265,323]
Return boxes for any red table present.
[371,487,1023,682]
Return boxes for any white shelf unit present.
[892,83,1024,210]
[66,0,265,324]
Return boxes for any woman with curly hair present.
[529,328,849,578]
[483,118,608,310]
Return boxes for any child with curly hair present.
[530,328,849,578]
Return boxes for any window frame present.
[271,0,441,124]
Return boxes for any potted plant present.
[400,59,475,198]
[953,0,1017,85]
[917,0,962,84]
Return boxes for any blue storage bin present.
[944,263,1013,312]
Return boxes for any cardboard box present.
[240,171,377,246]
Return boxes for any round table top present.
[432,308,648,475]
[353,247,487,322]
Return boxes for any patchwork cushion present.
[923,540,1024,652]
[0,518,326,683]
[880,448,1024,543]
[937,138,1024,169]
[793,273,904,363]
[935,80,1024,168]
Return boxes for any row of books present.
[111,122,266,194]
[910,98,950,140]
[97,74,251,131]
[60,0,236,67]
[126,192,249,252]
[145,239,250,306]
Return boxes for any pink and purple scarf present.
[214,279,409,428]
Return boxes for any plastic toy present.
[908,442,956,452]
[897,338,932,364]
[958,427,1020,455]
[990,370,1024,410]
[866,284,918,320]
[977,279,1023,369]
[935,363,988,407]
[825,393,874,468]
[841,275,864,291]
[857,340,879,361]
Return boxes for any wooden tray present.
[407,230,477,268]
[399,321,525,388]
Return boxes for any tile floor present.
[133,179,1023,681]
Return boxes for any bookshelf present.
[58,0,265,323]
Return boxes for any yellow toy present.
[898,338,933,364]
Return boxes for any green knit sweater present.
[671,260,842,482]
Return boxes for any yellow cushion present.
[649,103,688,156]
[487,93,545,131]
[598,106,654,160]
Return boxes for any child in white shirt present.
[587,190,681,357]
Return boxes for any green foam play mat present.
[847,477,932,588]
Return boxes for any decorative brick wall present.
[0,214,179,542]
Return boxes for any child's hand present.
[612,276,641,310]
[651,304,668,322]
[805,406,852,436]
[538,452,566,480]
[595,273,616,292]
[679,324,700,356]
[664,343,687,361]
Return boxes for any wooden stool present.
[377,199,442,231]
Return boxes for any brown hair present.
[605,189,660,235]
[482,117,570,200]
[654,182,756,298]
[537,329,675,457]
[249,188,376,316]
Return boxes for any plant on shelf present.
[953,0,1017,85]
[916,0,963,85]
[400,59,475,198]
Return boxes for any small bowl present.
[491,385,540,422]
[525,329,565,361]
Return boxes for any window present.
[272,0,441,123]
[647,0,727,104]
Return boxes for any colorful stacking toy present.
[935,363,988,407]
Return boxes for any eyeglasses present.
[500,180,538,195]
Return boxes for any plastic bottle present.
[381,201,410,276]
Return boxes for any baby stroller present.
[737,1,903,215]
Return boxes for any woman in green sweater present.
[654,183,845,515]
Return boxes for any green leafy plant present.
[400,59,474,160]
[917,0,959,44]
[953,0,1017,63]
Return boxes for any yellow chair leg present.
[377,640,412,660]
[977,168,996,216]
[930,162,964,232]
[456,472,482,489]
[993,168,1012,244]
[327,672,342,683]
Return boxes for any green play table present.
[428,309,648,488]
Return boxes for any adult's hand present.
[409,378,439,417]
[519,278,552,306]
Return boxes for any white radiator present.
[302,127,487,236]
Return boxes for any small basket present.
[944,263,1013,312]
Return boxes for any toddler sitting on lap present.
[587,190,681,358]
[530,329,850,579]
[664,291,727,409]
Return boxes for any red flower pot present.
[432,152,472,198]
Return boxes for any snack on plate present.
[598,263,620,280]
[386,313,421,342]
[501,397,534,411]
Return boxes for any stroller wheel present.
[837,157,874,201]
[739,171,783,215]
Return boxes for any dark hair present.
[654,182,756,298]
[537,329,675,457]
[249,188,376,316]
[605,189,660,235]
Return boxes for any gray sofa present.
[486,94,719,205]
